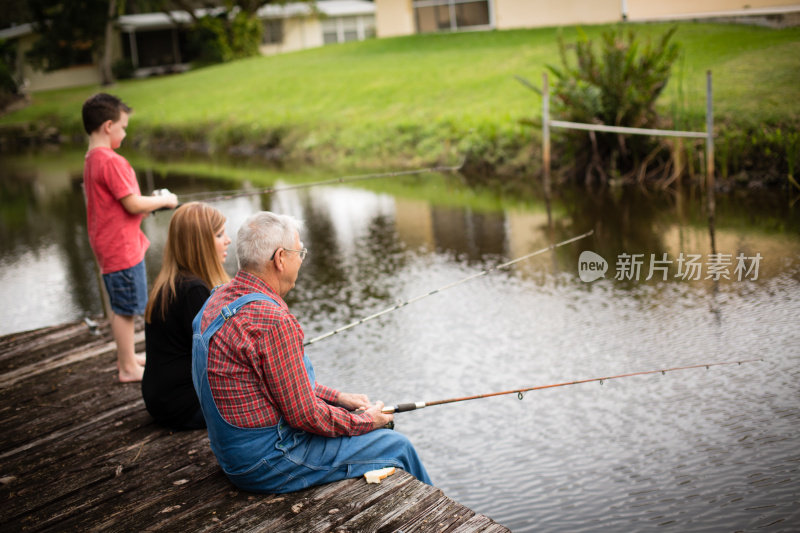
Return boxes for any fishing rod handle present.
[383,402,426,414]
[351,408,395,430]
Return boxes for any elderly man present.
[192,211,431,493]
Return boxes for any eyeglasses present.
[285,247,307,260]
[271,247,308,261]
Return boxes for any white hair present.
[236,211,303,271]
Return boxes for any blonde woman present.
[143,202,231,430]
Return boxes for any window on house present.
[263,19,283,44]
[414,0,490,33]
[134,29,178,68]
[322,16,375,45]
[341,16,359,42]
[322,19,339,44]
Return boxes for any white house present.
[374,0,800,37]
[0,1,377,92]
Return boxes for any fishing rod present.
[156,160,465,210]
[304,229,594,346]
[381,358,763,413]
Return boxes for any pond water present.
[1,149,799,532]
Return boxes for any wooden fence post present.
[542,72,552,225]
[706,70,716,254]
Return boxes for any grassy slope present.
[2,23,799,170]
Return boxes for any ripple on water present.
[2,165,798,532]
[337,258,800,532]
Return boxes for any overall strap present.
[218,293,278,322]
[194,292,279,341]
[192,291,280,393]
[191,291,283,467]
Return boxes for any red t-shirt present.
[84,147,149,274]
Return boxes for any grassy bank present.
[2,22,799,187]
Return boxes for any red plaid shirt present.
[201,270,373,436]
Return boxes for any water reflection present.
[1,150,799,532]
[0,164,102,325]
[1,151,798,334]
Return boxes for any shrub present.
[112,58,134,80]
[548,25,681,185]
[187,11,262,67]
[0,39,20,111]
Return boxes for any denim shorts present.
[103,260,148,316]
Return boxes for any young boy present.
[82,93,178,382]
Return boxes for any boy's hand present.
[153,188,179,209]
[121,190,178,214]
[163,192,178,209]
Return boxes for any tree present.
[177,1,312,66]
[101,0,119,85]
[26,0,110,72]
[0,38,21,109]
[23,1,310,83]
[0,0,32,29]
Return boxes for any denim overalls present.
[192,292,432,493]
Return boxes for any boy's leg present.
[102,260,148,383]
[111,312,143,382]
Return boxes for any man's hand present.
[365,401,394,430]
[336,392,370,411]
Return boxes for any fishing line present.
[304,230,594,346]
[381,358,763,413]
[156,160,465,209]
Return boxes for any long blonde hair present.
[145,202,230,322]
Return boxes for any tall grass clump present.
[548,25,681,185]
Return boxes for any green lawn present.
[2,22,799,171]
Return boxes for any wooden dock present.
[0,318,510,532]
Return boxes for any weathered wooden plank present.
[395,495,478,532]
[0,321,95,359]
[0,351,144,449]
[1,413,182,523]
[0,350,136,405]
[0,320,511,533]
[0,330,143,388]
[332,473,444,532]
[159,479,370,533]
[0,319,112,376]
[64,462,363,532]
[2,396,150,475]
[136,486,261,533]
[72,461,226,532]
[0,385,140,452]
[258,471,418,533]
[1,398,142,460]
[3,429,214,530]
[175,489,324,533]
